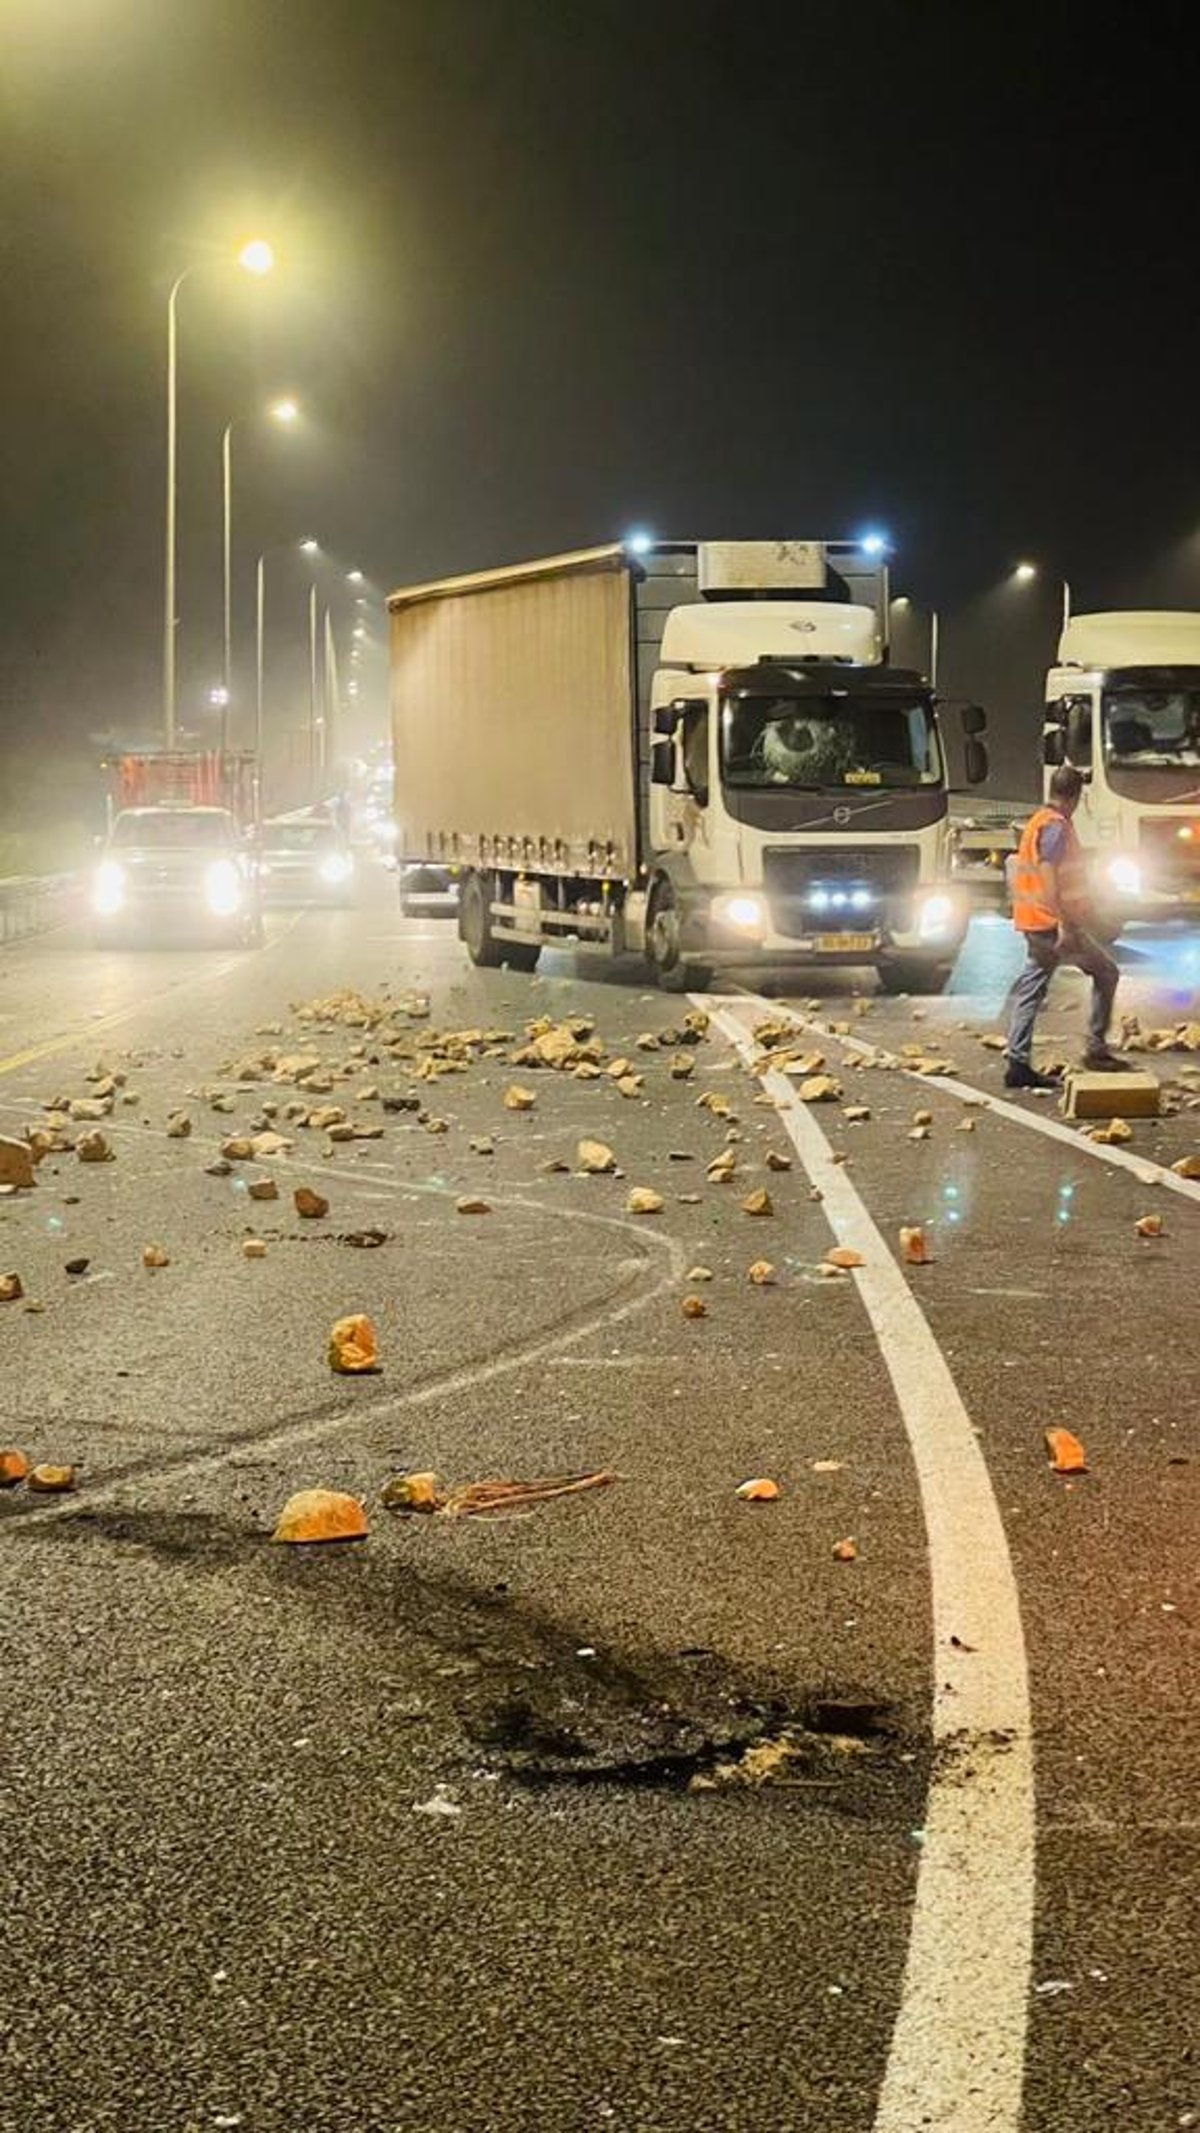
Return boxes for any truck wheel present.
[647,885,713,994]
[459,871,504,967]
[877,958,950,996]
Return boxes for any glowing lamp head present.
[299,538,319,555]
[238,239,275,277]
[270,398,299,425]
[1014,562,1038,584]
[860,530,889,559]
[624,529,654,557]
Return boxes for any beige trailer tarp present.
[389,547,638,877]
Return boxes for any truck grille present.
[763,845,920,938]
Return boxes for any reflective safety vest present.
[1011,806,1089,933]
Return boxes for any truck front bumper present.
[683,886,968,967]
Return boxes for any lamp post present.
[254,533,316,789]
[308,582,319,799]
[221,397,298,755]
[162,239,275,748]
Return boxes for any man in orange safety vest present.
[1005,763,1121,1089]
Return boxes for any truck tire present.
[646,883,713,994]
[877,958,950,996]
[459,871,504,966]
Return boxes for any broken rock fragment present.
[28,1464,76,1494]
[578,1139,616,1174]
[1044,1427,1087,1473]
[503,1085,537,1112]
[241,1238,268,1260]
[248,1177,279,1202]
[380,1471,440,1512]
[328,1314,381,1374]
[736,1477,780,1502]
[272,1489,368,1544]
[832,1536,858,1562]
[747,1259,776,1285]
[0,1449,30,1487]
[456,1197,492,1215]
[0,1272,24,1303]
[741,1189,774,1217]
[142,1244,171,1269]
[165,1111,192,1139]
[627,1187,664,1215]
[680,1294,709,1319]
[77,1131,114,1164]
[899,1226,932,1265]
[825,1246,864,1270]
[294,1187,329,1219]
[798,1076,841,1104]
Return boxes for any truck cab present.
[644,564,986,991]
[1043,612,1200,928]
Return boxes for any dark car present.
[258,817,357,906]
[91,806,262,947]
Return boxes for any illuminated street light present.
[624,529,654,556]
[860,529,890,558]
[346,569,364,584]
[300,538,319,555]
[1014,561,1038,583]
[162,238,276,746]
[208,685,230,709]
[270,398,300,425]
[238,238,275,277]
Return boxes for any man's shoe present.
[1081,1047,1126,1071]
[1004,1060,1062,1091]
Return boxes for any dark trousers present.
[1007,927,1119,1063]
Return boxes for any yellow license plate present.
[814,932,877,953]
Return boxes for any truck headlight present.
[917,892,956,939]
[93,861,126,917]
[205,858,244,916]
[319,851,354,885]
[712,892,766,933]
[1107,855,1141,895]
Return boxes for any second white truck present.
[1044,610,1200,929]
[390,538,988,990]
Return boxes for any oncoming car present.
[91,806,262,948]
[258,817,356,906]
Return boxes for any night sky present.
[3,0,1199,794]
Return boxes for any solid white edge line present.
[740,997,1200,1207]
[700,997,1035,2133]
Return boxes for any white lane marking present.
[738,995,1200,1207]
[699,997,1034,2133]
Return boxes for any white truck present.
[1043,611,1200,929]
[389,539,988,991]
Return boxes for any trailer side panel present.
[391,556,638,877]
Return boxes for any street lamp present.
[254,536,317,779]
[221,395,301,751]
[1014,561,1038,584]
[162,238,275,747]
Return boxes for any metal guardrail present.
[0,873,79,947]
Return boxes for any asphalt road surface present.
[2,867,1198,2133]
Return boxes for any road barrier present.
[0,873,79,947]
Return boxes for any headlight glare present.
[1107,855,1141,895]
[713,892,766,933]
[319,851,354,885]
[93,861,125,917]
[205,858,243,916]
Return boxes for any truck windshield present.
[721,693,941,790]
[111,812,234,848]
[1104,684,1200,802]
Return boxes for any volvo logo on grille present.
[833,805,852,825]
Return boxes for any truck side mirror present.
[964,737,989,786]
[650,738,676,785]
[1043,727,1066,767]
[960,703,987,736]
[653,706,679,737]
